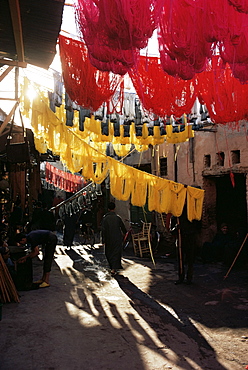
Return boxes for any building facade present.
[124,121,248,244]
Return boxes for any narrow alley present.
[1,240,248,370]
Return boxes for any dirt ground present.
[1,235,248,370]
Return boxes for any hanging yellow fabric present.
[33,136,47,154]
[90,142,107,155]
[109,158,134,201]
[166,181,187,217]
[151,126,165,145]
[142,122,149,139]
[135,144,149,152]
[148,177,170,213]
[20,77,31,118]
[21,78,194,153]
[113,143,132,157]
[19,79,204,220]
[186,186,205,221]
[130,168,150,207]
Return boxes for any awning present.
[0,0,65,69]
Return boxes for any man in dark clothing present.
[9,199,23,230]
[201,223,233,264]
[15,230,57,288]
[39,203,56,232]
[101,202,126,276]
[174,207,201,285]
[29,201,43,230]
[63,211,81,249]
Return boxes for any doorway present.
[215,173,247,233]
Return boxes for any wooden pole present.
[224,233,248,280]
[0,255,19,303]
[0,101,19,135]
[177,217,183,277]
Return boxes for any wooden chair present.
[132,222,154,262]
[132,232,142,256]
[159,213,168,230]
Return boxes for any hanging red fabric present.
[45,162,84,193]
[157,0,248,81]
[197,56,248,124]
[129,55,197,118]
[157,0,211,80]
[75,0,164,74]
[228,0,248,13]
[59,35,123,111]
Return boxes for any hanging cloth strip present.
[22,77,194,150]
[186,186,205,222]
[147,177,171,214]
[43,125,204,219]
[109,158,134,201]
[75,0,164,74]
[129,55,197,118]
[59,35,123,111]
[20,79,205,220]
[45,162,84,193]
[130,169,150,207]
[166,182,187,217]
[197,56,248,125]
[157,0,211,80]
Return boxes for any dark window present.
[216,152,225,166]
[204,154,211,168]
[160,157,168,176]
[231,150,240,164]
[133,163,151,174]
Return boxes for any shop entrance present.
[215,173,247,233]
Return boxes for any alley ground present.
[1,236,248,370]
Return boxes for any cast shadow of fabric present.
[115,274,227,370]
[65,247,110,283]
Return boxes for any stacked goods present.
[0,254,19,303]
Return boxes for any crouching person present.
[15,230,57,288]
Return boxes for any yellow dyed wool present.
[109,159,134,201]
[113,143,132,157]
[34,136,47,154]
[131,169,150,207]
[166,181,187,217]
[187,186,205,221]
[148,177,170,213]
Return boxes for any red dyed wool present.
[228,0,248,13]
[129,55,197,118]
[59,35,123,111]
[157,0,248,82]
[157,0,211,80]
[75,0,164,74]
[197,56,248,124]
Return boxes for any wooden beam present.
[0,66,14,83]
[0,101,19,135]
[8,0,25,63]
[15,66,19,100]
[0,59,27,68]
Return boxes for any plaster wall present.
[162,122,248,242]
[125,122,248,245]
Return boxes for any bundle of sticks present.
[0,254,19,303]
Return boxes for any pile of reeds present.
[0,254,19,303]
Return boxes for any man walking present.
[101,202,126,276]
